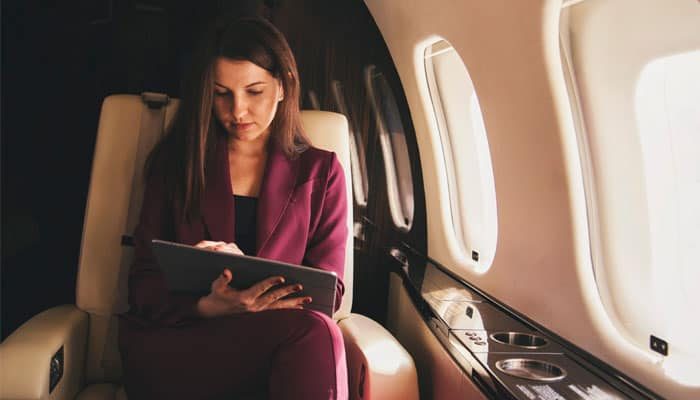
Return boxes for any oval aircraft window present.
[331,80,369,208]
[365,65,414,231]
[424,39,497,271]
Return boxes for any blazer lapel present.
[256,141,299,255]
[201,137,235,243]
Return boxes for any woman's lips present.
[232,122,254,131]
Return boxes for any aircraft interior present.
[1,1,698,399]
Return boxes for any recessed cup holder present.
[495,358,567,382]
[490,332,548,349]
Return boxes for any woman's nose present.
[231,98,247,120]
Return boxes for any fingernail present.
[278,277,285,284]
[303,297,312,304]
[295,285,303,291]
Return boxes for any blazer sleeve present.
[126,176,200,326]
[303,153,348,311]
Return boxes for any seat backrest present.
[75,94,354,381]
[293,111,354,318]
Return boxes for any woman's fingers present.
[221,268,232,282]
[215,242,244,255]
[245,276,286,299]
[195,240,225,250]
[196,241,244,255]
[212,268,233,292]
[258,284,303,307]
[267,296,312,310]
[207,273,312,314]
[230,243,244,254]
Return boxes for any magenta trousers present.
[119,309,348,400]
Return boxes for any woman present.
[119,17,349,400]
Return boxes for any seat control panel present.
[49,346,64,393]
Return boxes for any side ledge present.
[338,313,419,400]
[0,305,89,400]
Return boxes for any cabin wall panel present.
[365,0,696,398]
[387,273,487,400]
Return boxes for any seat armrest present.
[0,305,89,400]
[338,313,419,400]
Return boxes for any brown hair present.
[146,17,309,221]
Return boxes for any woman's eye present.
[248,90,263,96]
[215,91,229,97]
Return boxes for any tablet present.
[151,239,337,317]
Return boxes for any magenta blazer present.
[123,137,348,327]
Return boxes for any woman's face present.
[212,57,283,143]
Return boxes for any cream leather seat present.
[0,93,418,400]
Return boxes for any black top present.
[233,195,258,256]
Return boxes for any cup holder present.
[495,358,567,382]
[490,332,548,349]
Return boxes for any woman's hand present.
[194,240,244,255]
[193,240,312,318]
[196,269,312,318]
